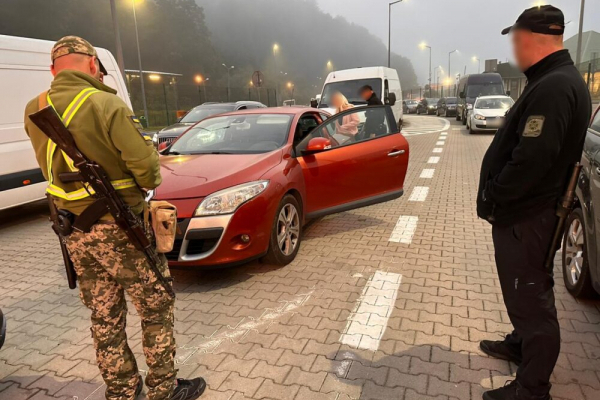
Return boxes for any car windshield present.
[179,106,234,123]
[466,83,504,98]
[406,100,417,105]
[167,114,293,155]
[445,97,457,104]
[426,98,439,104]
[475,98,514,109]
[318,78,382,108]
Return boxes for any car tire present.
[462,112,467,125]
[262,194,302,266]
[456,111,461,121]
[562,208,596,298]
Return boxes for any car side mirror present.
[158,142,169,152]
[310,99,319,108]
[303,137,331,154]
[387,93,397,106]
[506,90,511,96]
[459,91,465,99]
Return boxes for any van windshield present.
[318,78,382,108]
[466,83,505,98]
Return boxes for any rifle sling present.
[72,198,110,233]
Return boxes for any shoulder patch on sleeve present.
[128,115,152,142]
[523,115,545,138]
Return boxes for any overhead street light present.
[472,56,481,73]
[448,50,458,81]
[388,0,405,68]
[575,0,586,66]
[222,64,235,102]
[420,42,432,95]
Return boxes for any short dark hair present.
[359,85,373,94]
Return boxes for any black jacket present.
[367,92,383,106]
[364,93,385,137]
[477,50,592,226]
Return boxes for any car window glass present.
[591,110,600,133]
[179,106,234,123]
[296,107,392,153]
[294,114,320,145]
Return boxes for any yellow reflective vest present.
[24,70,162,217]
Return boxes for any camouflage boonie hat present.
[51,36,108,74]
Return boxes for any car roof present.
[197,101,265,107]
[202,107,323,117]
[476,95,512,99]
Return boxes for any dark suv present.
[562,105,600,298]
[153,101,266,147]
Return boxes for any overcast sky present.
[315,0,599,85]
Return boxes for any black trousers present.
[492,208,560,396]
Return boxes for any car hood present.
[474,108,509,117]
[158,123,194,137]
[155,150,283,200]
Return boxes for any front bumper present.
[474,116,505,130]
[165,193,277,268]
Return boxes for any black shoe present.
[483,381,551,400]
[170,378,206,400]
[480,337,522,365]
[135,377,143,398]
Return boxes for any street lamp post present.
[434,66,442,97]
[473,56,481,73]
[222,64,234,102]
[448,50,457,81]
[388,0,404,68]
[287,82,295,100]
[109,0,125,78]
[195,75,205,104]
[273,44,280,105]
[575,0,586,66]
[132,0,149,125]
[420,43,432,96]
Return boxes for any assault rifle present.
[29,106,175,298]
[545,163,582,273]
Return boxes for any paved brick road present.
[1,116,599,400]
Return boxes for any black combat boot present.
[480,336,522,365]
[170,378,207,400]
[483,381,552,400]
[135,377,143,399]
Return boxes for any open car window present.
[296,106,395,154]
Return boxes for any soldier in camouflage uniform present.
[23,36,206,400]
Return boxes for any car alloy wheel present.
[562,208,596,298]
[277,204,300,256]
[564,216,585,286]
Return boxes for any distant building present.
[484,59,526,100]
[564,30,600,64]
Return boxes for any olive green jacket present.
[24,70,161,216]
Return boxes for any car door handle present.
[388,150,405,157]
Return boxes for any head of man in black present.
[359,85,383,106]
[477,5,592,400]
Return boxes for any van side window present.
[384,79,390,104]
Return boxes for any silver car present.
[466,95,515,134]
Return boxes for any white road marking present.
[388,215,418,244]
[433,148,443,153]
[409,186,429,202]
[428,156,440,164]
[420,169,435,178]
[402,116,450,136]
[436,141,445,146]
[339,271,402,351]
[440,132,448,136]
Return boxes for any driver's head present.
[359,85,374,101]
[502,5,565,72]
[50,36,108,81]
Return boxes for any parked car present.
[436,97,458,117]
[0,308,6,349]
[153,101,266,147]
[154,106,409,268]
[404,99,419,114]
[416,98,439,115]
[466,95,514,134]
[562,105,600,298]
[456,73,507,125]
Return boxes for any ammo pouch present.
[146,201,178,253]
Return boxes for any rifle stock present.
[30,106,175,298]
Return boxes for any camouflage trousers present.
[66,223,177,400]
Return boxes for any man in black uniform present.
[359,85,383,106]
[477,5,592,400]
[359,85,385,137]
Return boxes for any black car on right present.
[436,97,458,117]
[562,105,600,298]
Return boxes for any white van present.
[0,35,131,211]
[318,67,403,126]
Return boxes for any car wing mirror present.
[303,137,331,155]
[386,93,397,106]
[310,99,319,108]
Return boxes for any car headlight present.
[467,104,473,110]
[474,114,486,120]
[194,180,269,216]
[152,133,159,144]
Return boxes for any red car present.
[154,105,409,267]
